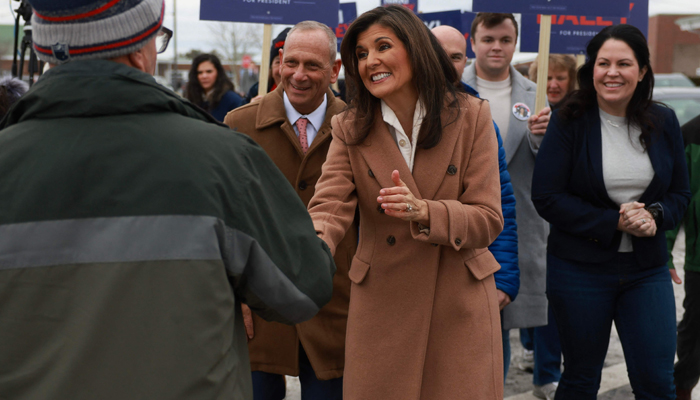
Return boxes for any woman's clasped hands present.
[618,201,656,237]
[377,170,430,225]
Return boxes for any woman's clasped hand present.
[618,201,656,237]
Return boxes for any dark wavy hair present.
[185,53,235,111]
[558,24,656,148]
[340,5,461,149]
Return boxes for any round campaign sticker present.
[513,102,531,121]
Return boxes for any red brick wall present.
[649,15,700,74]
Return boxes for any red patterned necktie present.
[295,117,309,154]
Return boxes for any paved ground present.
[282,228,698,399]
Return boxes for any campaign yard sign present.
[381,0,417,13]
[418,11,476,58]
[520,1,648,53]
[336,3,357,52]
[471,0,630,19]
[200,0,339,27]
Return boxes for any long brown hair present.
[340,5,460,149]
[185,53,235,111]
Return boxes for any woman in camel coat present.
[307,6,504,399]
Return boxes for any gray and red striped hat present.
[29,0,164,64]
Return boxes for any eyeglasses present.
[156,26,173,54]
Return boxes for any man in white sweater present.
[463,12,557,400]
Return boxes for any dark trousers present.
[547,252,676,400]
[676,270,700,391]
[251,345,343,400]
[520,304,563,386]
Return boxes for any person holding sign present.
[463,12,556,399]
[528,54,577,108]
[532,24,690,399]
[245,28,290,104]
[224,21,353,400]
[432,24,520,383]
[308,5,504,399]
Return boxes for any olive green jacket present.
[0,60,335,400]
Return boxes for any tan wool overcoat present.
[224,85,357,380]
[308,94,504,399]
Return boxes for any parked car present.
[655,73,696,88]
[653,87,700,127]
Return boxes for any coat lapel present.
[412,107,461,200]
[586,107,608,198]
[355,114,422,199]
[256,86,345,159]
[307,90,345,156]
[639,116,670,203]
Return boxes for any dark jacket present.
[462,82,519,301]
[0,60,335,400]
[532,104,690,268]
[206,89,244,122]
[667,114,700,272]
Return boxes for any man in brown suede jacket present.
[224,21,356,400]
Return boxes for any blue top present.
[463,82,520,301]
[208,90,245,122]
[532,104,690,268]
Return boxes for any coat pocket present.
[348,257,370,284]
[463,249,501,281]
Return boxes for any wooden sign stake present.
[258,24,273,98]
[535,15,552,113]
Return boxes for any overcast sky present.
[2,0,699,60]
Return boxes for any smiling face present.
[471,19,517,81]
[197,61,217,92]
[546,67,571,105]
[355,24,416,107]
[593,38,647,116]
[280,29,340,115]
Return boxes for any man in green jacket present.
[0,1,335,399]
[667,113,700,400]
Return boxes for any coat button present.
[298,180,308,190]
[447,165,457,175]
[368,169,375,178]
[377,205,385,214]
[455,238,462,245]
[387,235,396,246]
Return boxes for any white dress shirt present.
[380,99,425,172]
[283,91,327,146]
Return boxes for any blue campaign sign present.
[520,1,648,54]
[472,0,630,19]
[336,3,357,51]
[200,0,339,27]
[418,11,476,58]
[462,12,477,59]
[381,0,417,13]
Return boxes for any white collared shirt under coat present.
[380,99,425,172]
[284,91,327,146]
